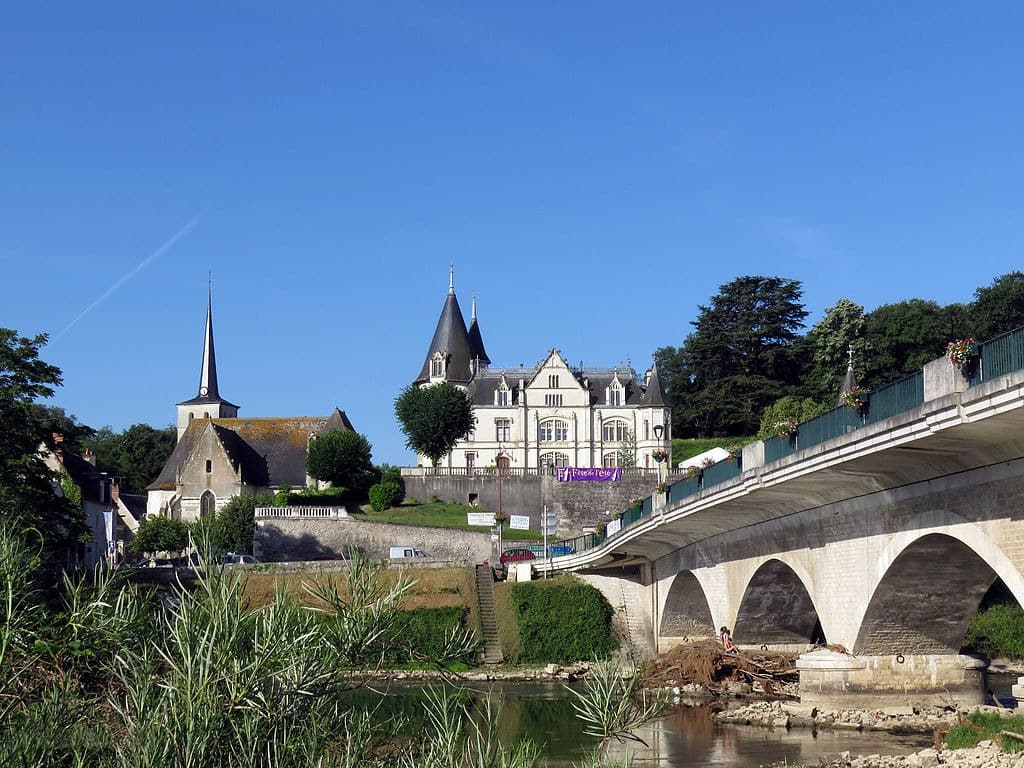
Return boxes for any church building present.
[146,292,354,521]
[412,271,672,473]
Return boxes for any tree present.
[130,515,189,555]
[192,492,270,554]
[83,423,176,494]
[305,429,375,492]
[802,298,868,403]
[967,272,1024,342]
[394,382,475,467]
[658,276,808,437]
[756,396,830,440]
[615,427,637,468]
[0,329,80,548]
[861,299,949,389]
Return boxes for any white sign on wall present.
[467,512,496,527]
[509,515,530,530]
[606,519,622,537]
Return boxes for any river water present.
[347,681,939,767]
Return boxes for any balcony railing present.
[973,326,1024,385]
[254,506,350,519]
[400,466,662,478]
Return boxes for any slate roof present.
[465,366,666,407]
[415,290,474,384]
[178,291,239,409]
[146,411,351,492]
[642,364,666,406]
[119,493,148,520]
[466,373,520,406]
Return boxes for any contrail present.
[55,213,203,339]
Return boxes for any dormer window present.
[548,374,559,388]
[607,382,623,406]
[430,353,446,379]
[495,381,510,406]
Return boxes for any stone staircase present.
[475,564,503,665]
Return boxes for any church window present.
[548,374,559,388]
[602,419,629,442]
[205,460,212,473]
[539,419,568,442]
[602,453,619,468]
[544,393,563,407]
[200,490,216,518]
[495,418,511,442]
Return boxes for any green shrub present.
[383,607,477,665]
[285,486,351,506]
[368,481,403,512]
[963,603,1024,659]
[945,710,1024,752]
[509,576,616,663]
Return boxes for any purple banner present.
[557,467,622,482]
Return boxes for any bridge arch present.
[658,572,715,640]
[854,532,1010,655]
[734,559,824,646]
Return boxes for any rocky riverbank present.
[715,699,959,733]
[815,741,1022,768]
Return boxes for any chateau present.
[146,293,354,521]
[412,272,672,473]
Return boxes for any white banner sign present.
[467,512,496,527]
[606,519,622,537]
[509,515,530,530]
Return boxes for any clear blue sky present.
[5,3,1023,463]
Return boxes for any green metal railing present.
[541,323,1024,562]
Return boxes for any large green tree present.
[967,271,1024,342]
[394,382,475,467]
[657,276,808,437]
[192,492,271,555]
[802,298,868,403]
[83,423,176,494]
[305,429,375,492]
[0,329,80,547]
[861,299,953,389]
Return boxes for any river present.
[345,681,946,767]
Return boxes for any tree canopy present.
[394,382,475,467]
[192,492,270,555]
[0,329,80,548]
[305,429,375,492]
[83,423,176,494]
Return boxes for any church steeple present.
[415,267,475,385]
[176,287,239,440]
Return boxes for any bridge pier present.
[797,649,986,709]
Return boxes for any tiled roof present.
[415,291,474,384]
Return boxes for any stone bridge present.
[557,352,1024,707]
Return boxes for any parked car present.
[219,553,260,565]
[389,546,430,559]
[499,547,536,565]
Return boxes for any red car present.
[500,547,536,565]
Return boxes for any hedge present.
[509,576,616,663]
[384,606,478,665]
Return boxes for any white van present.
[389,546,430,560]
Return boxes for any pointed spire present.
[466,292,490,369]
[198,287,220,400]
[643,363,666,406]
[415,269,475,385]
[837,343,859,405]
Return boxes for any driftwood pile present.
[643,640,799,698]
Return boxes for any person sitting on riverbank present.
[719,626,738,653]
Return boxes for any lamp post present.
[653,423,666,483]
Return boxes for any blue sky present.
[5,3,1023,464]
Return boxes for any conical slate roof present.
[836,364,859,406]
[466,295,491,367]
[643,363,666,406]
[178,290,239,408]
[415,281,474,385]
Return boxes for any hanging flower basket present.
[682,466,698,480]
[655,481,668,494]
[842,386,868,411]
[946,337,978,368]
[651,449,669,463]
[773,418,799,439]
[493,512,508,525]
[594,521,607,536]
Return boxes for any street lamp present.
[653,423,666,483]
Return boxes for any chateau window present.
[466,453,476,471]
[539,419,568,442]
[496,387,510,406]
[544,393,563,407]
[607,384,622,406]
[602,419,629,442]
[644,420,649,440]
[466,429,475,442]
[495,418,511,442]
[200,490,216,518]
[205,460,212,473]
[540,452,569,468]
[430,356,445,378]
[548,374,559,388]
[602,453,619,468]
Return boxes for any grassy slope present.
[354,500,542,541]
[672,437,754,465]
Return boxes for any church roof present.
[178,290,239,409]
[415,283,474,385]
[146,415,347,492]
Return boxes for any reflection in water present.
[343,682,933,767]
